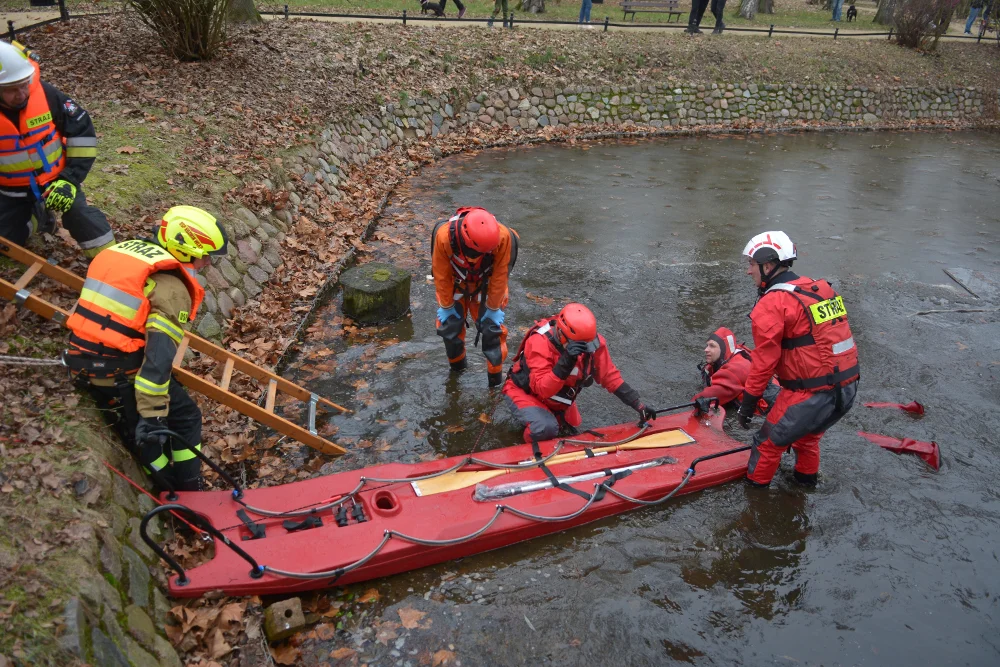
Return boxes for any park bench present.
[622,0,684,23]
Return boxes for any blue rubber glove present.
[437,306,460,323]
[482,308,505,326]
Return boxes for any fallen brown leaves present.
[166,600,247,659]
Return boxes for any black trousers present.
[710,0,727,25]
[0,186,114,256]
[688,0,710,28]
[85,378,203,491]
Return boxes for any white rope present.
[0,355,64,367]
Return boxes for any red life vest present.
[66,240,204,355]
[509,318,595,410]
[762,277,860,392]
[0,60,66,193]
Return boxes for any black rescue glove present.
[693,396,715,418]
[552,340,588,379]
[737,393,761,429]
[135,416,169,468]
[637,404,657,424]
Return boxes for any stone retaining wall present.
[189,81,993,341]
[60,447,182,666]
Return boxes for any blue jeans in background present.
[832,0,844,21]
[965,7,980,32]
[579,0,592,23]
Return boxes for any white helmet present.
[0,41,36,88]
[743,231,796,265]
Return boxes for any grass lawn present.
[0,0,913,30]
[256,0,891,30]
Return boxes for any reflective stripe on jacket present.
[66,239,204,354]
[0,60,67,192]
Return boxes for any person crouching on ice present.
[502,302,656,445]
[692,326,779,418]
[432,206,519,388]
[737,231,860,488]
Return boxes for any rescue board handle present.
[140,504,265,586]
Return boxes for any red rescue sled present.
[150,408,749,598]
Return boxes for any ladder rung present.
[265,379,277,414]
[220,357,235,392]
[172,336,190,367]
[13,262,42,290]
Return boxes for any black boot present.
[744,476,770,489]
[792,470,818,487]
[487,371,503,388]
[712,21,725,34]
[450,358,467,372]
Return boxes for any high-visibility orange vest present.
[66,240,204,354]
[0,60,67,192]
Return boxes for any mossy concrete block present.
[264,597,306,642]
[124,636,161,667]
[152,586,171,625]
[100,575,123,614]
[126,604,156,650]
[340,262,411,325]
[124,545,150,608]
[109,503,129,538]
[100,531,123,581]
[58,598,88,657]
[127,517,155,561]
[102,605,128,652]
[111,475,139,513]
[91,627,130,667]
[153,635,184,667]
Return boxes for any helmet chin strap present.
[757,262,782,295]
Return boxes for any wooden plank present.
[220,358,235,392]
[13,262,43,291]
[265,379,277,414]
[173,368,346,456]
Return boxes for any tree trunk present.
[228,0,262,23]
[740,0,757,19]
[874,0,899,24]
[759,0,774,15]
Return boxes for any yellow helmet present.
[155,206,229,263]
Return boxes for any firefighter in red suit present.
[503,303,656,444]
[692,326,778,418]
[737,231,859,487]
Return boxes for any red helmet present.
[456,207,500,256]
[556,303,598,343]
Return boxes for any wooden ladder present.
[0,239,348,456]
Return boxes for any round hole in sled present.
[372,490,401,516]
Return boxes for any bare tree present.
[874,0,900,24]
[229,0,263,23]
[739,0,757,19]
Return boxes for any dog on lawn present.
[846,1,857,22]
[420,0,446,16]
